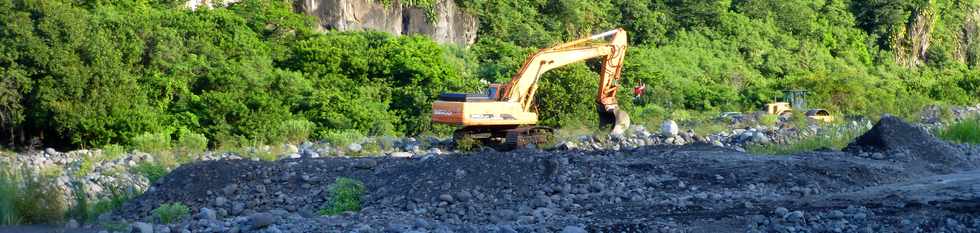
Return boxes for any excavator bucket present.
[611,109,631,136]
[598,105,631,137]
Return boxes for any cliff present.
[295,0,477,46]
[186,0,478,46]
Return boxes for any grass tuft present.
[152,203,189,224]
[748,125,866,155]
[0,163,67,225]
[319,177,366,216]
[937,117,980,144]
[133,162,168,183]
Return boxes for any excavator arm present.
[501,28,630,134]
[502,29,628,112]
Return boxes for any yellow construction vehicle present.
[765,90,834,123]
[432,28,630,148]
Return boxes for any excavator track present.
[504,126,555,150]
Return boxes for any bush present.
[275,119,315,144]
[319,177,366,216]
[131,132,172,155]
[175,130,208,161]
[321,130,366,147]
[938,117,980,144]
[759,115,779,127]
[152,203,190,224]
[453,135,481,152]
[133,162,168,183]
[101,144,128,161]
[0,164,66,225]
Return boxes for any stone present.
[390,151,413,158]
[215,197,228,207]
[560,226,588,233]
[65,219,79,229]
[775,207,789,216]
[456,191,473,202]
[661,120,680,137]
[752,132,770,144]
[200,207,217,221]
[154,225,170,233]
[673,136,686,145]
[347,143,363,152]
[222,184,238,195]
[556,141,577,150]
[132,222,153,233]
[248,213,276,229]
[285,144,299,154]
[45,148,59,155]
[784,210,805,223]
[302,149,319,158]
[232,202,246,216]
[439,193,455,203]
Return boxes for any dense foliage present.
[461,0,980,126]
[0,0,477,148]
[0,0,978,148]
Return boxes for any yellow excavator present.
[432,28,631,148]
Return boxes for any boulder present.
[661,120,679,137]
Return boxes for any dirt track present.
[115,116,980,232]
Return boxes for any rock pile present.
[0,149,151,209]
[844,115,964,165]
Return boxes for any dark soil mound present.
[844,115,962,164]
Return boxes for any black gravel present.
[116,117,980,232]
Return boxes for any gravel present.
[108,116,980,232]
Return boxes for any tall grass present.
[0,163,67,225]
[748,125,866,155]
[937,117,980,144]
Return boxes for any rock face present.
[296,0,478,45]
[185,0,242,10]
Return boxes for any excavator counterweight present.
[432,28,631,149]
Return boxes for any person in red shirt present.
[633,81,646,104]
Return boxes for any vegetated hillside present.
[0,0,978,149]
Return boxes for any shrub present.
[453,135,480,152]
[938,117,980,144]
[133,162,168,183]
[321,130,365,147]
[152,203,190,224]
[101,144,128,161]
[175,130,208,162]
[131,132,172,155]
[319,177,366,216]
[275,119,315,144]
[0,164,66,225]
[759,115,779,127]
[76,155,96,178]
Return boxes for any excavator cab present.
[436,84,508,102]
